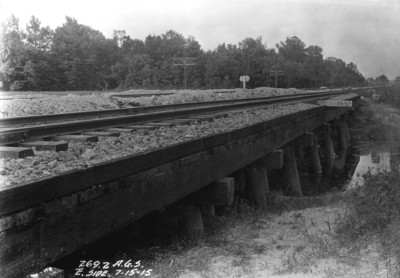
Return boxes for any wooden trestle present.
[0,95,361,278]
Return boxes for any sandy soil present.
[155,198,391,278]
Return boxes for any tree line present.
[0,15,374,92]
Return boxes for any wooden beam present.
[342,115,351,143]
[303,132,314,146]
[19,141,68,152]
[260,149,283,170]
[162,119,192,125]
[245,162,268,208]
[319,156,335,193]
[330,117,341,127]
[295,136,304,161]
[105,128,134,133]
[310,132,322,174]
[201,205,215,217]
[51,135,98,143]
[211,113,229,119]
[185,177,235,206]
[144,122,176,127]
[334,147,348,174]
[185,117,214,122]
[82,131,120,137]
[336,118,348,149]
[0,146,35,159]
[0,221,41,278]
[321,124,335,159]
[183,204,204,238]
[232,169,245,191]
[283,143,302,196]
[123,125,158,130]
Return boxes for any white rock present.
[48,160,58,169]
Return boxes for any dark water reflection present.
[347,142,399,188]
[299,142,400,195]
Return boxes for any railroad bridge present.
[0,92,361,277]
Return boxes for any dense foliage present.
[1,15,368,91]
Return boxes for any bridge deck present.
[0,96,360,278]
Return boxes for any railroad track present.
[0,89,363,154]
[0,88,350,128]
[111,89,236,98]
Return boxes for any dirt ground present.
[151,197,390,278]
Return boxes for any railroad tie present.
[123,125,158,131]
[82,131,120,137]
[51,135,99,143]
[19,141,68,152]
[0,146,35,159]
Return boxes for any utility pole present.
[269,65,284,88]
[173,57,196,90]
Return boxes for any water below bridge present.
[289,141,400,195]
[346,141,400,188]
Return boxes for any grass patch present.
[335,165,400,277]
[350,100,400,141]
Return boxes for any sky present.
[1,0,399,79]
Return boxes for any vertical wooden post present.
[336,118,348,149]
[343,115,351,143]
[186,177,235,206]
[233,169,246,191]
[244,161,268,208]
[310,131,322,174]
[319,157,335,193]
[201,205,215,217]
[295,136,304,162]
[260,149,283,170]
[261,167,270,195]
[283,143,302,196]
[183,204,204,238]
[331,117,348,174]
[232,168,246,200]
[333,146,348,174]
[321,124,335,159]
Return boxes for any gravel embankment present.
[0,103,317,187]
[0,94,119,118]
[105,88,308,106]
[0,88,310,118]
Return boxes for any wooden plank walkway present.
[0,98,359,278]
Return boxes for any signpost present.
[269,66,284,88]
[240,75,250,89]
[173,57,196,89]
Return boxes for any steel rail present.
[112,90,237,97]
[0,90,360,142]
[0,88,362,128]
